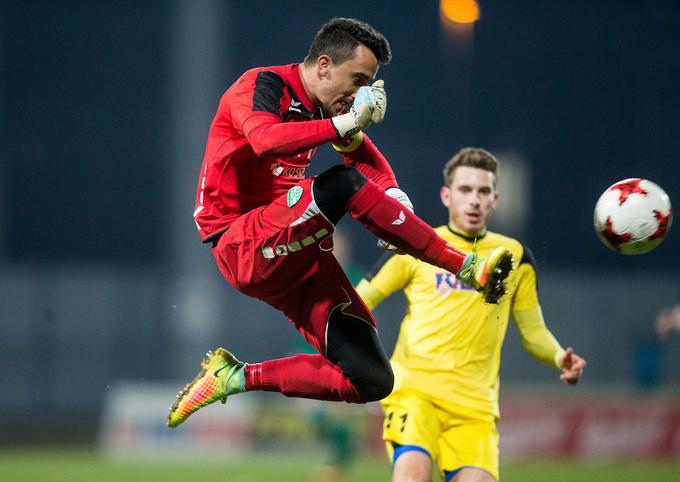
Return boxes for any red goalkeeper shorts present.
[211,178,375,355]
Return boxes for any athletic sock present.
[244,355,362,402]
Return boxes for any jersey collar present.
[287,64,318,115]
[447,224,487,242]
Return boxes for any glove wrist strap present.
[332,132,364,152]
[331,113,358,138]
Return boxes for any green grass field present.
[1,450,679,482]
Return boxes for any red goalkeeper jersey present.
[194,63,397,242]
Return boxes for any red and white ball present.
[594,178,673,255]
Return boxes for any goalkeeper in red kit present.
[167,17,514,428]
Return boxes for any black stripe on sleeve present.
[520,245,538,276]
[253,71,284,115]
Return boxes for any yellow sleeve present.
[512,305,565,368]
[511,262,539,311]
[511,261,564,368]
[355,254,416,310]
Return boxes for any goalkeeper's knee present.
[313,165,367,224]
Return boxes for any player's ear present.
[440,186,450,208]
[492,191,499,209]
[317,55,332,78]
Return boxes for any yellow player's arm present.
[512,305,565,368]
[355,279,386,310]
[510,248,565,368]
[355,253,416,310]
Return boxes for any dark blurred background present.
[1,0,679,446]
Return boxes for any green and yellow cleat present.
[166,348,244,428]
[457,246,515,304]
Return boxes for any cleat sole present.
[482,252,514,304]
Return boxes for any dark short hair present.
[443,147,499,187]
[304,18,391,66]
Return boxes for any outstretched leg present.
[314,165,513,303]
[314,165,467,274]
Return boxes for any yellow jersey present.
[356,226,564,418]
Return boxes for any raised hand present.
[332,80,388,138]
[558,347,587,385]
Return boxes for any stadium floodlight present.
[440,0,480,24]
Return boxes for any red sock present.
[347,181,466,273]
[245,355,362,402]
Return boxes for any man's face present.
[315,45,379,116]
[440,166,499,236]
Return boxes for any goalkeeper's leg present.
[244,312,393,403]
[168,255,393,428]
[315,165,466,273]
[244,256,393,403]
[314,165,513,303]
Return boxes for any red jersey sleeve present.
[337,133,398,191]
[229,70,338,157]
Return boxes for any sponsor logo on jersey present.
[285,94,316,120]
[270,162,307,178]
[434,272,474,296]
[287,98,303,115]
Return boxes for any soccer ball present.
[594,178,673,255]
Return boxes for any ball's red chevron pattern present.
[649,209,672,241]
[600,217,632,251]
[609,178,647,205]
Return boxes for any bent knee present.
[317,164,366,194]
[353,364,394,402]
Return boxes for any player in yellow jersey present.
[356,147,587,482]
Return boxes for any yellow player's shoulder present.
[434,225,451,237]
[483,231,524,262]
[432,226,534,271]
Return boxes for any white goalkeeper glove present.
[362,79,387,124]
[377,187,414,253]
[332,80,388,138]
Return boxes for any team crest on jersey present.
[287,185,304,207]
